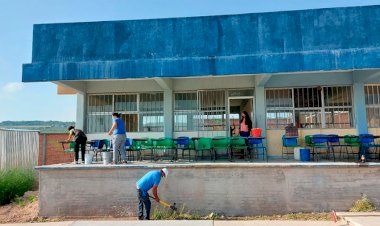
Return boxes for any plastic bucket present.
[84,154,93,164]
[102,152,112,165]
[300,148,310,162]
[251,128,262,137]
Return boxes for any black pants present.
[74,137,87,162]
[240,131,250,157]
[137,189,151,220]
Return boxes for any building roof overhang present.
[22,5,380,82]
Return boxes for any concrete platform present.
[35,162,380,217]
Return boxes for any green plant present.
[151,205,201,220]
[349,194,376,212]
[0,168,35,205]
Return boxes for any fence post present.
[42,133,47,165]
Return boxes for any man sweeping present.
[136,168,168,220]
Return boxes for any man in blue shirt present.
[136,168,168,220]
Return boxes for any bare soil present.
[0,191,334,223]
[0,191,39,223]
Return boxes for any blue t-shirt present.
[136,170,161,193]
[113,117,126,135]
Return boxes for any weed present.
[0,168,35,205]
[151,205,201,220]
[349,194,376,212]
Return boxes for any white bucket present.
[84,154,93,164]
[102,152,112,165]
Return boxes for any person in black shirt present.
[66,126,87,164]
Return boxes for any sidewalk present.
[0,220,347,226]
[337,212,380,226]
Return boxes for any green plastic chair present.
[230,136,248,161]
[140,138,154,161]
[195,138,214,161]
[212,137,231,161]
[63,142,75,162]
[64,142,75,153]
[344,135,360,160]
[304,135,314,147]
[153,138,175,161]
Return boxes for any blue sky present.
[1,0,380,122]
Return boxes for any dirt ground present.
[0,191,39,223]
[0,191,334,223]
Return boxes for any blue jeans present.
[137,189,151,220]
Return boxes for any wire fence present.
[0,129,39,170]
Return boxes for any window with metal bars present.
[87,93,163,133]
[365,84,380,128]
[174,92,198,132]
[198,90,226,131]
[174,90,227,132]
[139,93,164,132]
[266,86,353,129]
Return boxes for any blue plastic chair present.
[91,139,105,161]
[248,137,268,161]
[359,134,380,161]
[311,134,330,161]
[175,136,194,161]
[281,135,299,159]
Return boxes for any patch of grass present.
[11,194,37,207]
[152,205,201,220]
[152,205,333,221]
[0,168,35,205]
[349,194,376,212]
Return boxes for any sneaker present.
[121,160,127,164]
[73,161,79,164]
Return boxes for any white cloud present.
[2,82,24,93]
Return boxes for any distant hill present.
[0,121,75,133]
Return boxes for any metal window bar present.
[266,86,353,129]
[365,84,380,128]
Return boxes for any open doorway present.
[228,97,254,137]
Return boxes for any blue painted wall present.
[23,5,380,82]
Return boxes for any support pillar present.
[353,82,368,134]
[254,86,266,138]
[76,93,86,131]
[163,90,173,137]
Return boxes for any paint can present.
[84,154,93,164]
[102,152,111,165]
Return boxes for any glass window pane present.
[120,113,138,132]
[139,113,164,132]
[87,114,112,133]
[114,94,137,111]
[365,85,380,128]
[295,110,322,129]
[228,89,254,97]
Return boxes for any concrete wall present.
[37,163,380,217]
[23,5,380,81]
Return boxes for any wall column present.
[163,90,173,137]
[76,93,86,131]
[353,82,368,134]
[254,86,266,137]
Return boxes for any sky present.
[1,0,380,122]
